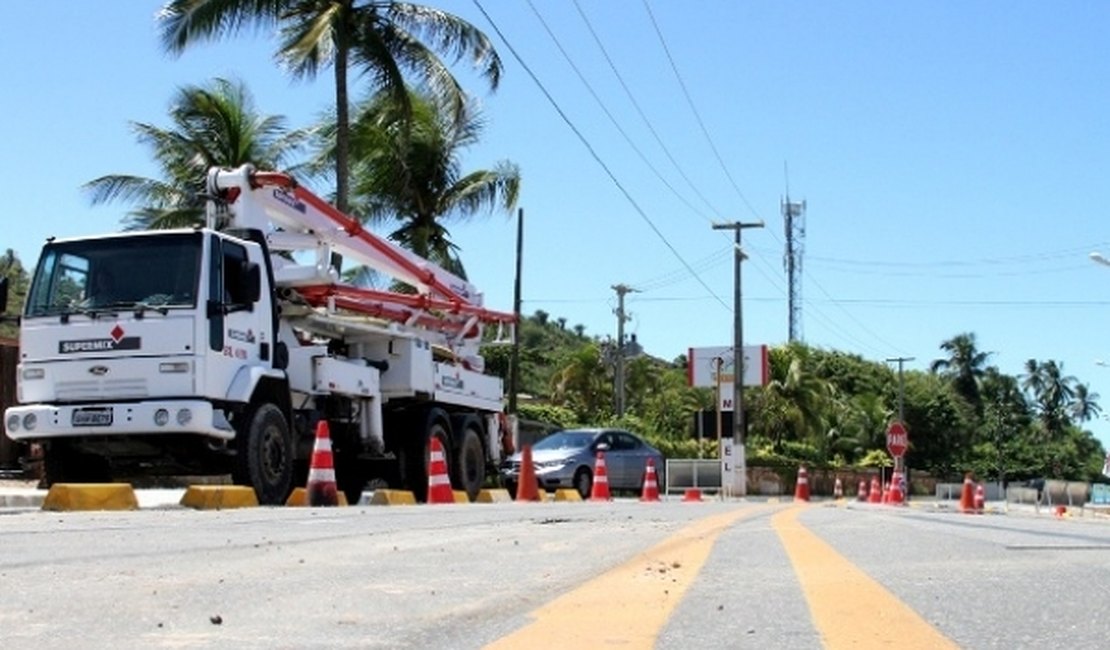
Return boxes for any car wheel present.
[574,467,593,500]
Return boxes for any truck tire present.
[453,421,486,502]
[398,407,451,502]
[233,403,294,505]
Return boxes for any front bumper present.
[499,461,577,490]
[4,400,235,441]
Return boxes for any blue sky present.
[3,2,1110,447]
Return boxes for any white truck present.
[3,165,516,504]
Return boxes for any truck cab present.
[6,228,281,492]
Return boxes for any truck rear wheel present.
[452,418,486,502]
[232,404,294,505]
[398,407,451,502]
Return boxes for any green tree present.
[1024,359,1077,439]
[930,332,991,412]
[158,0,502,215]
[549,343,611,422]
[0,250,30,340]
[84,78,304,229]
[755,349,833,450]
[331,88,519,277]
[1069,383,1101,423]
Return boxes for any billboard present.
[687,345,769,388]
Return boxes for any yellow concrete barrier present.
[453,490,470,504]
[181,485,260,510]
[42,484,139,511]
[553,489,583,502]
[284,488,349,507]
[476,488,513,503]
[369,489,416,506]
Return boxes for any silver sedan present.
[499,428,664,499]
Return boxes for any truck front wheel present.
[233,404,294,505]
[453,420,486,502]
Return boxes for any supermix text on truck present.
[3,165,517,504]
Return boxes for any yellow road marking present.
[486,506,765,649]
[772,506,958,649]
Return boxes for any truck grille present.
[56,379,149,400]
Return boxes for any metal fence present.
[663,459,723,495]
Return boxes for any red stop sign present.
[887,421,908,457]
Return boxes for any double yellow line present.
[487,505,957,649]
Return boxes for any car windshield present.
[533,430,597,451]
[25,232,202,317]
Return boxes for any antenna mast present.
[782,164,807,342]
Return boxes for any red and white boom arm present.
[205,165,515,349]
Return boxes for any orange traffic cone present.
[640,458,661,502]
[888,470,905,505]
[833,477,843,500]
[514,445,541,502]
[973,483,985,513]
[868,476,882,503]
[682,488,703,502]
[857,480,868,501]
[959,473,975,514]
[426,437,454,504]
[794,466,810,502]
[307,420,339,507]
[590,451,612,501]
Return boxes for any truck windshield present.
[26,232,202,317]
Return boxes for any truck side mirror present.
[0,277,8,313]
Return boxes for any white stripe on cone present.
[308,468,336,482]
[429,474,451,486]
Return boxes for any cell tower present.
[782,192,806,342]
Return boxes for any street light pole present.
[712,219,763,497]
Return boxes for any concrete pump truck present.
[3,165,516,504]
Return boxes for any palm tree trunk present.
[334,39,350,214]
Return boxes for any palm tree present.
[84,78,305,229]
[337,87,519,277]
[759,355,833,449]
[930,332,991,410]
[1024,359,1077,439]
[1069,383,1101,423]
[550,344,611,420]
[157,0,502,215]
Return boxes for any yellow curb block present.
[284,488,349,507]
[552,489,582,502]
[369,489,416,506]
[476,489,512,503]
[179,486,259,510]
[454,490,470,504]
[42,484,138,512]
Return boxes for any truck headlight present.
[159,362,190,374]
[22,368,44,380]
[154,409,170,426]
[176,408,192,426]
[6,414,19,432]
[21,413,37,431]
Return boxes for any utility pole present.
[712,219,764,497]
[886,356,914,491]
[508,208,524,414]
[612,283,636,417]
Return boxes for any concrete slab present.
[42,484,139,511]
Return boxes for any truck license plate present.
[72,408,113,427]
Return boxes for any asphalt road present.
[1,497,1108,649]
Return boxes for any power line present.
[472,0,730,314]
[525,0,711,222]
[573,0,719,218]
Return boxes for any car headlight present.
[535,460,568,469]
